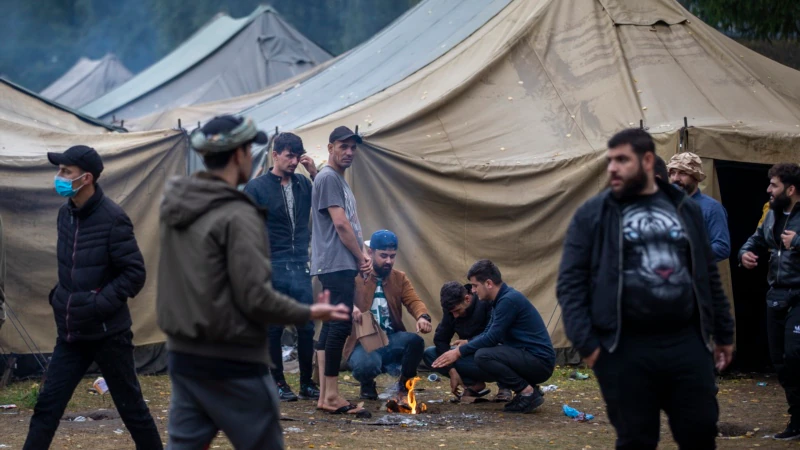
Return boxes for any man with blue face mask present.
[23,145,162,450]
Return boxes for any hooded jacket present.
[51,185,145,342]
[156,173,311,366]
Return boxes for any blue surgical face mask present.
[54,173,87,198]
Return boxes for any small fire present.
[386,376,427,414]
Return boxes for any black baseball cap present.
[47,145,104,181]
[202,115,268,146]
[329,126,363,144]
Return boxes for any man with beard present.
[157,115,350,449]
[740,163,800,440]
[343,230,432,401]
[244,132,320,402]
[667,152,731,262]
[433,260,555,414]
[557,128,734,449]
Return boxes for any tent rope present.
[4,303,47,372]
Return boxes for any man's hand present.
[309,290,350,321]
[714,344,734,371]
[416,317,432,334]
[583,347,601,369]
[452,339,468,347]
[300,155,317,179]
[359,254,372,279]
[741,251,759,269]
[352,306,363,325]
[449,368,464,397]
[782,230,797,250]
[432,348,461,368]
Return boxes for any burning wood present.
[385,377,427,414]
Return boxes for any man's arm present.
[400,275,428,319]
[706,202,731,262]
[433,313,455,356]
[556,205,601,358]
[458,299,516,357]
[95,214,146,317]
[739,218,769,262]
[227,209,311,325]
[328,207,366,264]
[694,206,735,347]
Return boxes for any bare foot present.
[321,395,367,415]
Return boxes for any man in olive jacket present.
[157,115,348,450]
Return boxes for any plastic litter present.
[113,429,124,435]
[427,399,444,404]
[569,371,590,380]
[0,445,10,448]
[541,385,558,393]
[757,382,767,387]
[285,427,304,433]
[73,416,86,422]
[93,377,109,395]
[563,404,594,422]
[0,404,17,410]
[428,373,441,382]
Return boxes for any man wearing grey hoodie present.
[157,115,349,450]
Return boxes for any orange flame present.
[405,377,426,414]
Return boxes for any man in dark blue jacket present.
[24,145,161,450]
[244,132,320,402]
[433,260,555,413]
[557,129,734,449]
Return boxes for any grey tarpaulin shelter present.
[40,54,133,109]
[0,78,188,378]
[81,6,331,123]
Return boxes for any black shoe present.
[503,391,544,413]
[774,424,800,440]
[276,381,298,402]
[360,381,378,400]
[298,382,320,400]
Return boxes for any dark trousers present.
[422,346,494,387]
[269,263,315,385]
[167,371,282,450]
[765,288,800,423]
[348,331,424,384]
[474,346,553,392]
[24,331,162,450]
[315,270,357,377]
[593,329,718,450]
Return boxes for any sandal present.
[463,387,490,398]
[324,402,372,419]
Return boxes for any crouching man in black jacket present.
[24,145,161,450]
[557,129,734,450]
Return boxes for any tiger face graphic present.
[622,204,692,301]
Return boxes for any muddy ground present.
[0,367,796,449]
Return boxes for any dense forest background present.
[0,0,797,93]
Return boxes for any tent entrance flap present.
[715,159,772,372]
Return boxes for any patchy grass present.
[0,367,793,449]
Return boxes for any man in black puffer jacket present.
[24,145,161,450]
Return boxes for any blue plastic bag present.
[563,404,594,422]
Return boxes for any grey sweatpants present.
[167,372,284,450]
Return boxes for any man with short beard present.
[343,230,432,401]
[557,128,734,449]
[740,163,800,441]
[667,152,731,262]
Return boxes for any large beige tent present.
[0,79,187,376]
[241,0,800,357]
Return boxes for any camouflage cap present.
[666,152,706,182]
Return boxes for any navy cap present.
[369,230,398,250]
[48,145,104,181]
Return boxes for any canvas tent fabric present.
[81,6,331,123]
[0,82,188,376]
[40,54,134,109]
[243,0,800,352]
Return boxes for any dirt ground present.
[0,367,796,449]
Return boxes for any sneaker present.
[360,381,378,400]
[298,382,320,400]
[774,424,800,440]
[503,391,544,414]
[276,381,298,402]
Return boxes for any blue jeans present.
[422,346,494,387]
[348,331,424,385]
[268,262,315,385]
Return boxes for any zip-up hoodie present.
[156,172,311,366]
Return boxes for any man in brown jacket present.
[344,230,432,400]
[157,115,349,450]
